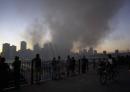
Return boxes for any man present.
[66,55,71,77]
[32,54,42,83]
[107,54,114,80]
[81,56,88,73]
[57,56,61,79]
[0,57,10,91]
[93,59,96,70]
[52,57,57,80]
[71,57,76,76]
[12,56,21,88]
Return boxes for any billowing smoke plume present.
[25,20,48,47]
[26,0,124,54]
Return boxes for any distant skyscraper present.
[2,43,10,58]
[43,43,54,60]
[115,49,119,54]
[10,45,17,59]
[88,47,94,55]
[20,41,27,51]
[79,49,87,56]
[33,44,40,52]
[94,50,97,54]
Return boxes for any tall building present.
[94,50,97,54]
[2,43,10,58]
[10,45,17,59]
[43,43,54,60]
[33,44,40,53]
[115,49,119,54]
[20,41,27,51]
[88,47,94,55]
[79,49,87,56]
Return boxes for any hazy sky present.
[0,0,130,52]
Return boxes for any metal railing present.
[7,60,83,87]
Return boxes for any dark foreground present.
[7,66,130,92]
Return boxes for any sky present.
[0,0,130,53]
[97,1,130,52]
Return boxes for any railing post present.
[31,60,34,84]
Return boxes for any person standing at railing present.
[93,59,96,70]
[71,57,76,76]
[57,56,61,80]
[78,59,81,74]
[12,56,21,88]
[107,54,115,80]
[81,56,88,74]
[126,55,130,70]
[128,55,130,71]
[52,57,57,80]
[66,55,71,77]
[0,57,10,91]
[32,54,41,83]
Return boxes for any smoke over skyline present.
[25,0,124,53]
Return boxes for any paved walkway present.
[7,66,130,92]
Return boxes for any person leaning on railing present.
[12,56,21,88]
[32,54,42,83]
[0,57,11,91]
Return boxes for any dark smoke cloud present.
[25,0,124,54]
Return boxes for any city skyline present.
[0,41,129,53]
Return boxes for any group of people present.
[0,56,21,91]
[51,55,89,80]
[31,54,90,81]
[51,56,61,80]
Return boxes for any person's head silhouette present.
[53,57,56,60]
[1,57,6,63]
[72,57,75,60]
[108,54,112,59]
[36,54,40,58]
[67,55,70,59]
[15,56,19,60]
[58,56,61,60]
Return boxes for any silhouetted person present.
[81,56,88,73]
[107,54,115,79]
[32,54,41,83]
[108,54,113,65]
[12,56,21,88]
[126,55,130,70]
[128,55,130,70]
[52,57,57,80]
[66,55,71,77]
[107,55,114,71]
[0,57,10,91]
[93,59,96,70]
[71,57,76,76]
[57,56,61,79]
[97,58,106,82]
[86,57,89,72]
